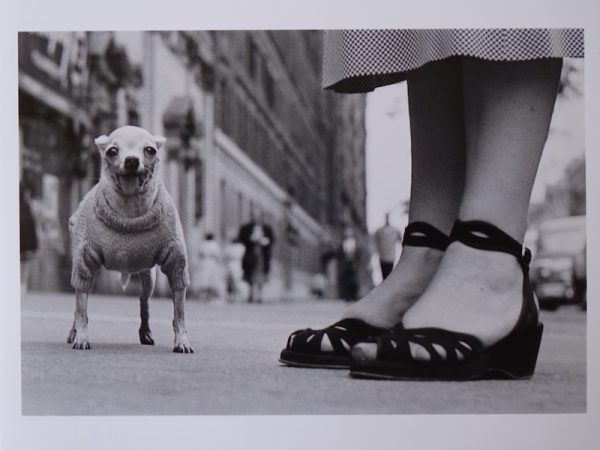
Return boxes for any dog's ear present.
[94,135,110,152]
[154,135,166,151]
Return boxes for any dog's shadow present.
[22,340,180,357]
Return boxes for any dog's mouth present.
[113,170,153,194]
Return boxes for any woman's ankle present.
[402,242,525,345]
[340,246,445,328]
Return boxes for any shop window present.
[128,109,139,126]
[232,93,242,147]
[194,160,203,220]
[216,77,228,131]
[249,200,255,221]
[239,100,248,153]
[247,38,258,79]
[220,178,227,240]
[237,191,243,227]
[264,68,275,108]
[217,78,233,135]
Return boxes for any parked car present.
[530,216,586,310]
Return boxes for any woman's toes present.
[351,342,378,361]
[409,342,436,361]
[320,334,334,352]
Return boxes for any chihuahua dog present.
[67,125,193,353]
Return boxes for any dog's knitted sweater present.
[69,180,189,292]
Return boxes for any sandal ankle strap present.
[402,222,449,251]
[449,220,532,267]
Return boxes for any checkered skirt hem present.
[323,29,584,93]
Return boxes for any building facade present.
[19,32,92,292]
[18,30,369,299]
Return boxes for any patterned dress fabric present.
[322,29,584,93]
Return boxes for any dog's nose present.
[124,156,140,171]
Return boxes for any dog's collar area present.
[94,187,165,233]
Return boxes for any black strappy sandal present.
[350,220,543,381]
[278,222,449,369]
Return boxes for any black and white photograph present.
[2,0,600,449]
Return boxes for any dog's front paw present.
[173,335,194,354]
[72,334,92,350]
[139,329,155,346]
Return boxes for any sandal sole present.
[349,360,485,381]
[350,366,534,381]
[279,349,351,370]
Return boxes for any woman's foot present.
[339,246,443,325]
[280,222,450,365]
[280,245,445,363]
[353,241,525,361]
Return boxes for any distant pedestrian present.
[238,214,274,303]
[195,232,224,301]
[19,182,39,293]
[374,213,402,280]
[310,273,328,299]
[223,229,245,302]
[261,220,275,280]
[338,226,360,301]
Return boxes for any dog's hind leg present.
[138,268,156,345]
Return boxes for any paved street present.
[21,291,586,415]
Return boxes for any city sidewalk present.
[20,291,586,415]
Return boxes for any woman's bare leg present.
[336,58,466,333]
[398,58,563,357]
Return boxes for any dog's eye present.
[144,146,157,157]
[106,147,119,158]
